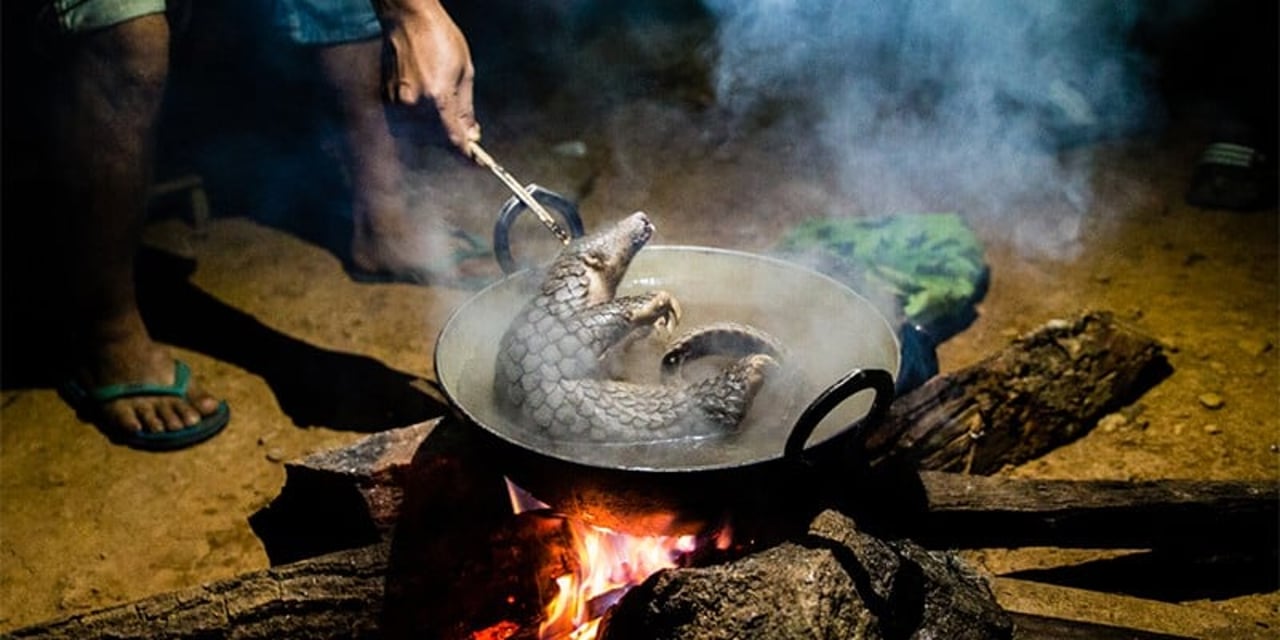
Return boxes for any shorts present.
[271,0,382,46]
[51,0,165,33]
[49,0,382,46]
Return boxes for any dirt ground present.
[2,3,1276,635]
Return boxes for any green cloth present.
[774,213,987,335]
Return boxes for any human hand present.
[378,0,481,157]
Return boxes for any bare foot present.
[74,332,223,436]
[349,213,498,286]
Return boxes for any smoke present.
[702,0,1158,260]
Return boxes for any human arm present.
[373,0,481,156]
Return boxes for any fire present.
[539,518,697,640]
[504,477,725,639]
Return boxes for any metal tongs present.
[469,142,585,273]
[470,142,574,244]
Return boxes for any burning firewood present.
[597,510,1013,640]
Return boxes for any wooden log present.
[249,419,442,564]
[19,511,1266,640]
[7,544,389,640]
[861,470,1279,551]
[9,510,572,640]
[994,578,1275,640]
[1008,612,1191,640]
[865,310,1169,474]
[599,510,1014,640]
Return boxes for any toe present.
[103,402,144,435]
[173,401,202,427]
[135,403,166,434]
[156,402,187,431]
[182,380,223,417]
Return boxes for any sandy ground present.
[2,6,1277,635]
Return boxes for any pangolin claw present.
[655,294,683,337]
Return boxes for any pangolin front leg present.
[614,290,682,337]
[577,291,682,379]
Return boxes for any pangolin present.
[493,211,780,442]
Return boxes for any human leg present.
[314,38,429,278]
[52,12,227,442]
[272,0,493,285]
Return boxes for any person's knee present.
[82,13,171,98]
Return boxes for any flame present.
[503,477,730,639]
[539,518,697,640]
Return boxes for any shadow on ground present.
[1008,547,1280,603]
[0,246,446,433]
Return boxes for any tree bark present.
[892,471,1278,550]
[865,310,1169,474]
[8,544,389,640]
[248,419,442,565]
[598,509,1014,640]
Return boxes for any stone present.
[1236,338,1272,357]
[1099,413,1128,433]
[1198,393,1226,410]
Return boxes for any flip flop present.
[1186,142,1277,212]
[60,360,231,451]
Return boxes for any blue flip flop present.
[60,360,230,451]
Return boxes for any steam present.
[702,0,1158,260]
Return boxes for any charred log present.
[7,544,388,640]
[995,578,1276,640]
[598,509,1013,640]
[865,310,1169,474]
[10,512,571,640]
[249,419,442,565]
[854,470,1279,551]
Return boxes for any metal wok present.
[434,238,900,533]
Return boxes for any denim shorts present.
[51,0,382,45]
[271,0,382,46]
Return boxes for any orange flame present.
[503,477,730,639]
[539,518,697,640]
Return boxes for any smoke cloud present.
[702,0,1159,259]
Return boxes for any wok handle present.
[783,368,895,460]
[493,184,586,274]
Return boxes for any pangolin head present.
[554,211,654,303]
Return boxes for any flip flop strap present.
[87,360,191,403]
[1198,143,1261,168]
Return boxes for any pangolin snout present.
[623,211,654,249]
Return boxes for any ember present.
[471,620,520,640]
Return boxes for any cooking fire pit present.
[11,312,1277,639]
